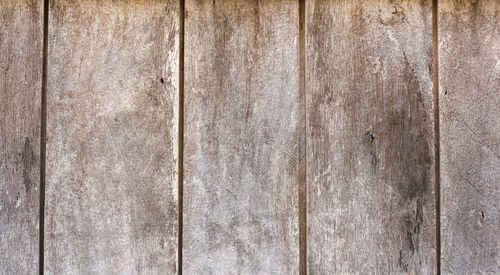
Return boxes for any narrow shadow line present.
[432,0,441,273]
[178,0,185,274]
[39,0,49,274]
[298,0,307,274]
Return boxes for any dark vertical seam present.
[299,0,306,274]
[178,0,185,274]
[39,0,49,274]
[432,0,441,274]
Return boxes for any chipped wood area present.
[306,0,436,273]
[0,0,42,274]
[45,0,179,273]
[439,0,500,273]
[183,0,301,273]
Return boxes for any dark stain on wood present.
[22,137,36,194]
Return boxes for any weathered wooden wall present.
[1,0,499,274]
[183,0,301,273]
[439,0,500,273]
[45,0,179,273]
[0,0,43,274]
[306,0,436,273]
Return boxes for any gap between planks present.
[299,0,307,274]
[178,0,185,274]
[432,0,441,273]
[39,0,49,273]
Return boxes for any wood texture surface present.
[0,0,42,274]
[2,0,499,272]
[45,0,179,273]
[439,0,500,273]
[306,1,436,273]
[183,0,301,273]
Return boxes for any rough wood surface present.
[306,1,436,273]
[439,1,500,273]
[45,0,179,273]
[183,0,301,273]
[0,0,42,274]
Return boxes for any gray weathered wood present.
[439,1,500,273]
[306,0,436,273]
[45,0,179,273]
[183,0,301,273]
[0,0,42,274]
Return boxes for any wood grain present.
[0,0,42,274]
[45,0,179,273]
[306,0,436,273]
[183,0,301,273]
[439,0,500,273]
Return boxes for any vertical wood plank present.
[306,0,436,273]
[439,1,500,273]
[45,0,179,273]
[184,0,301,273]
[0,0,42,274]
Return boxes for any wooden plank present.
[439,1,500,273]
[0,0,42,273]
[306,0,436,273]
[45,0,179,273]
[183,0,301,273]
